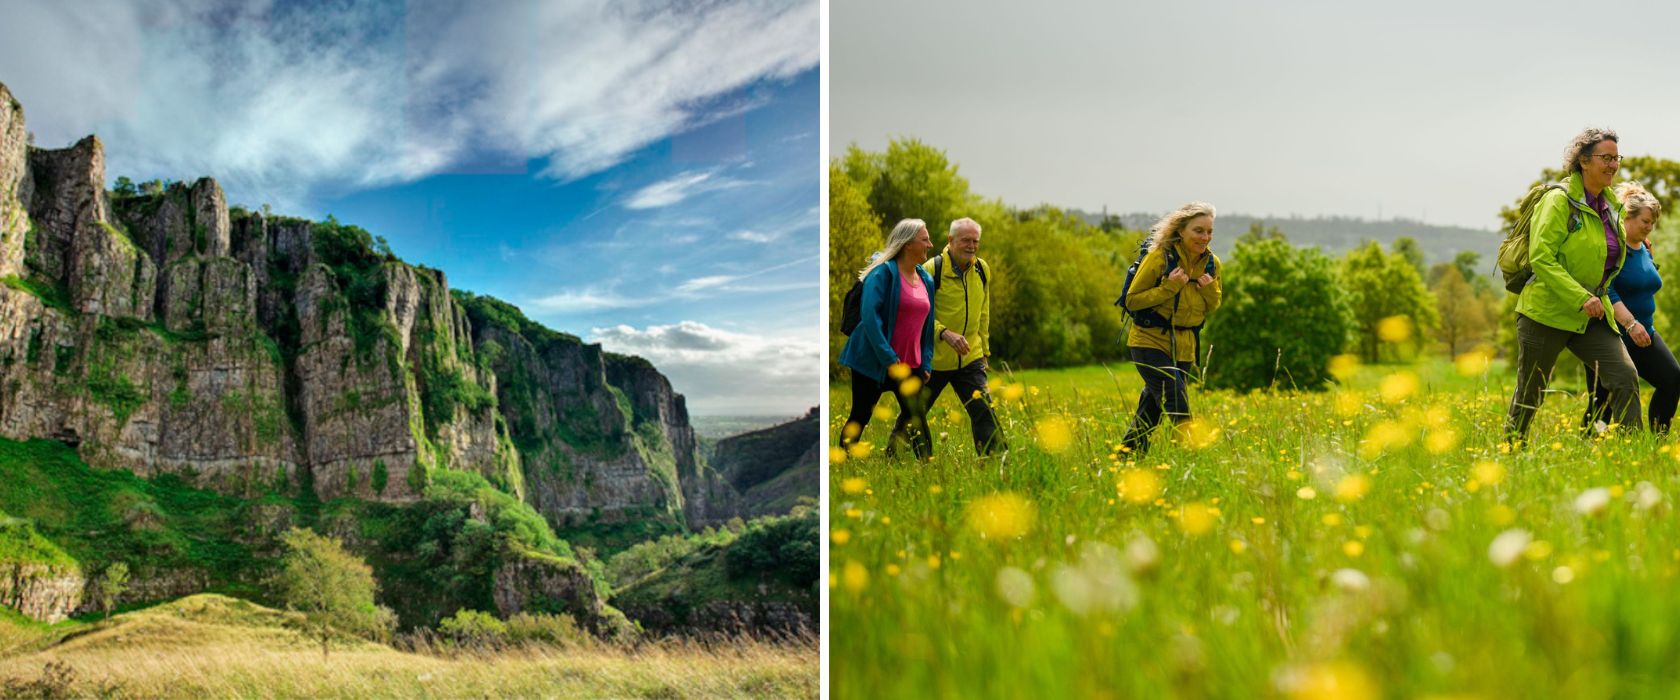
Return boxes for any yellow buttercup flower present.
[1036,417,1074,453]
[967,492,1037,540]
[1334,473,1371,503]
[1179,501,1217,536]
[1377,315,1414,343]
[1118,468,1162,504]
[887,362,912,381]
[1328,354,1360,381]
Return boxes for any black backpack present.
[1114,240,1215,330]
[840,278,865,335]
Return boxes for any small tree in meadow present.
[1201,237,1354,391]
[274,528,394,659]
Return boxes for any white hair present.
[949,217,981,239]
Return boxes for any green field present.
[829,354,1680,699]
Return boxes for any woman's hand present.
[1582,296,1605,319]
[1197,273,1215,287]
[1630,322,1653,347]
[1167,268,1190,285]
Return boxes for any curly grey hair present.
[1563,127,1619,174]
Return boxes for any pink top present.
[890,270,930,370]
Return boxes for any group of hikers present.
[835,126,1677,459]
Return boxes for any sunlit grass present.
[0,595,815,699]
[831,355,1680,698]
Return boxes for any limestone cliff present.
[0,81,711,525]
[0,81,744,625]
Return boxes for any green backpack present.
[1497,183,1583,294]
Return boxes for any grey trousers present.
[1506,314,1642,440]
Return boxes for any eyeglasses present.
[1588,154,1623,164]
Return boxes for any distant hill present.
[1077,210,1502,269]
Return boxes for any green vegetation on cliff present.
[0,438,260,593]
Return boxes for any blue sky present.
[1,0,819,416]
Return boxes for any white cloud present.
[729,230,778,243]
[524,287,652,313]
[675,275,741,294]
[0,0,818,210]
[591,321,820,415]
[624,172,715,209]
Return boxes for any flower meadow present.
[829,352,1680,699]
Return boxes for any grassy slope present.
[0,438,263,595]
[0,594,816,699]
[832,356,1680,698]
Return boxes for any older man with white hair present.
[919,217,1005,455]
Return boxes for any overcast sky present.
[832,0,1680,231]
[1,0,819,416]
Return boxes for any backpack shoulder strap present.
[931,255,944,295]
[976,258,989,288]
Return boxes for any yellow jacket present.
[921,248,990,371]
[1124,242,1222,362]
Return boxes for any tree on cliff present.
[96,562,129,619]
[274,528,395,659]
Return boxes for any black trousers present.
[1584,328,1680,433]
[1122,347,1194,455]
[840,369,932,460]
[922,359,1006,455]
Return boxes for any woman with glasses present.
[1582,182,1678,433]
[838,219,938,459]
[1505,128,1642,443]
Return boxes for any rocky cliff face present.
[0,82,709,521]
[688,409,820,525]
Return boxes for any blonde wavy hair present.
[1617,181,1662,224]
[1148,202,1217,249]
[1562,127,1618,174]
[858,218,927,281]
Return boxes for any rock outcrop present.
[0,561,83,623]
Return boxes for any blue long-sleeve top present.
[1608,244,1662,331]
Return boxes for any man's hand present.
[1583,296,1605,319]
[942,329,970,355]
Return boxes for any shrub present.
[1201,237,1354,392]
[438,609,508,648]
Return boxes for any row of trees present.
[830,139,1680,391]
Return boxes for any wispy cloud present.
[728,230,778,242]
[624,172,714,209]
[0,0,818,210]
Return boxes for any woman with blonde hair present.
[838,219,938,459]
[1120,201,1222,454]
[1506,127,1641,442]
[1583,181,1679,433]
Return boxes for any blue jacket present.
[839,260,936,383]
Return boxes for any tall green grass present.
[830,355,1680,699]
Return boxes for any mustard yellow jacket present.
[1124,242,1222,362]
